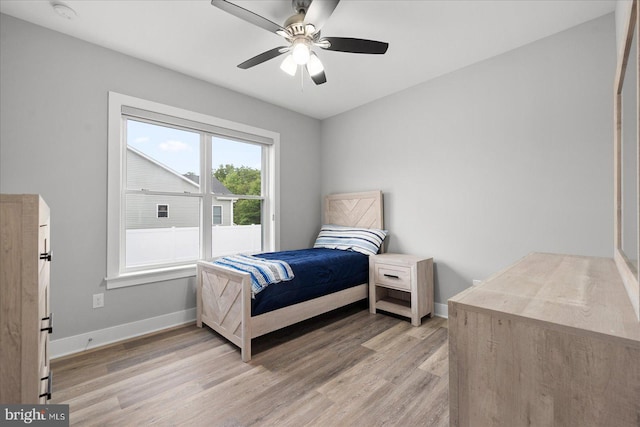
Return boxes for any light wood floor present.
[51,303,449,426]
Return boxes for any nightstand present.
[369,253,434,326]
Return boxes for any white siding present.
[126,149,232,228]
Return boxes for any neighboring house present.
[126,147,234,229]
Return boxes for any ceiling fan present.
[211,0,389,85]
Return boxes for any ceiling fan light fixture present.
[306,52,324,76]
[280,55,298,76]
[291,39,311,65]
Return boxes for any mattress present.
[251,247,369,316]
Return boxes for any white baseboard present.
[434,302,448,318]
[50,308,196,359]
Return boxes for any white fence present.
[126,225,262,267]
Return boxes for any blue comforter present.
[251,247,369,316]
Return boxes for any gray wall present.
[0,11,617,339]
[321,14,616,304]
[0,14,321,339]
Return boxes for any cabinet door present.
[38,210,51,403]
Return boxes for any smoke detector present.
[52,2,77,20]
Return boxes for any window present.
[107,92,279,288]
[211,136,264,257]
[212,205,222,225]
[157,204,169,218]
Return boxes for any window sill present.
[105,264,196,289]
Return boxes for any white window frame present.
[106,92,280,288]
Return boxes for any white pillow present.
[314,224,387,256]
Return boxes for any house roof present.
[183,173,232,195]
[127,146,232,194]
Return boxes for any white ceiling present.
[0,0,616,119]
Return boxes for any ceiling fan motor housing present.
[284,13,308,36]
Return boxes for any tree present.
[213,164,261,225]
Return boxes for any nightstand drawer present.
[375,264,411,290]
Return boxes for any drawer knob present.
[40,251,52,262]
[383,274,400,279]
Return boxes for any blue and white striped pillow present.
[314,224,387,256]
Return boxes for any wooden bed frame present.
[196,190,384,362]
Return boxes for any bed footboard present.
[197,261,253,361]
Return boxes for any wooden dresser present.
[0,194,53,403]
[448,253,640,427]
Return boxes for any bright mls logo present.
[1,405,69,426]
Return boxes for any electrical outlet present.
[93,293,104,308]
[472,280,482,286]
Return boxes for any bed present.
[196,190,384,362]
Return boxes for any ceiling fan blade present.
[238,46,289,69]
[320,37,389,54]
[307,67,327,85]
[211,0,286,35]
[303,0,340,32]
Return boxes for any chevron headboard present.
[324,190,384,230]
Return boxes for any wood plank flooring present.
[51,303,449,426]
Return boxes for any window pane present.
[233,199,262,225]
[157,204,169,218]
[125,194,200,268]
[211,137,263,256]
[212,205,223,225]
[211,204,262,257]
[127,119,200,193]
[211,137,262,196]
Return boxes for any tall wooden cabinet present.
[0,194,53,403]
